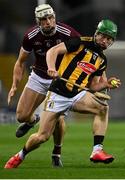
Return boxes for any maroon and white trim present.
[28,27,40,39]
[56,24,71,36]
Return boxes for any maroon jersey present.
[22,22,81,79]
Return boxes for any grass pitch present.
[0,119,125,179]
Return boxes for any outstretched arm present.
[8,47,29,105]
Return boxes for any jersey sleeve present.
[58,22,81,37]
[22,33,32,52]
[93,59,107,76]
[70,28,81,37]
[64,37,81,52]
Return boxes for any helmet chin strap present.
[93,33,104,50]
[94,33,114,50]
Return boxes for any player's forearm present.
[12,62,25,89]
[46,42,67,71]
[89,74,108,92]
[46,47,57,71]
[90,82,108,92]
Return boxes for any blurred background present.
[0,0,125,123]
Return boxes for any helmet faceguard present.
[35,4,56,36]
[95,19,117,40]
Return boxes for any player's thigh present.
[38,111,58,138]
[17,87,46,115]
[73,92,108,114]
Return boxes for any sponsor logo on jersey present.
[77,62,96,74]
[34,42,42,46]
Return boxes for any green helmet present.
[96,19,117,39]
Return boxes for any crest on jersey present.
[45,40,53,48]
[77,62,96,74]
[56,39,62,44]
[49,101,54,109]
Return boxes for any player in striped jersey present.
[4,19,121,168]
[7,4,81,167]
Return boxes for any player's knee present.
[58,115,65,122]
[16,110,31,123]
[98,104,109,116]
[58,115,65,126]
[36,132,51,144]
[59,118,66,131]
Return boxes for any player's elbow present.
[47,46,57,59]
[47,42,66,57]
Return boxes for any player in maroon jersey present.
[7,4,81,167]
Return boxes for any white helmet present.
[35,4,55,20]
[35,4,56,36]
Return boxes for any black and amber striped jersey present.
[49,36,107,98]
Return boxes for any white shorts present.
[25,71,52,95]
[44,90,86,114]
